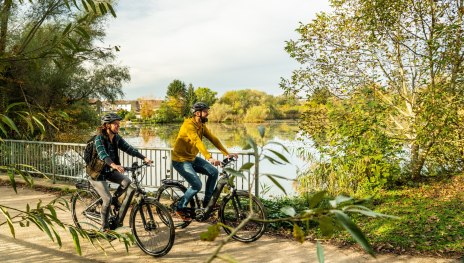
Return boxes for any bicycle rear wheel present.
[130,198,175,257]
[219,191,267,242]
[71,189,102,231]
[155,184,196,228]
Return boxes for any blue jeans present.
[172,157,219,209]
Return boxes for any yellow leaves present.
[293,224,305,243]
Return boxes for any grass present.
[263,173,464,259]
[354,174,464,257]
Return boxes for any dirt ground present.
[0,185,460,263]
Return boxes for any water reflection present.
[120,121,301,149]
[121,121,308,197]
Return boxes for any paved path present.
[0,185,459,263]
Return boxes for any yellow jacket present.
[172,117,229,162]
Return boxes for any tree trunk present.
[0,0,12,56]
[410,143,420,179]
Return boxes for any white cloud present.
[103,0,331,99]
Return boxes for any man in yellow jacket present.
[172,102,237,220]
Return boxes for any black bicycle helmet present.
[101,112,122,124]
[191,102,210,113]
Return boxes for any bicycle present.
[155,157,267,242]
[71,162,175,257]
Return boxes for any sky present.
[103,0,332,100]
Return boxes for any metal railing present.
[0,139,258,196]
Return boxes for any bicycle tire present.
[155,184,196,228]
[219,191,267,242]
[71,189,102,232]
[130,198,175,257]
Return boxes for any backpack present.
[83,135,97,165]
[84,135,109,179]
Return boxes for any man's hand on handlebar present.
[226,153,238,160]
[208,158,221,166]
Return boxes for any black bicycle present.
[155,157,267,242]
[71,162,175,257]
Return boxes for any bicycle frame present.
[162,159,237,221]
[80,164,150,229]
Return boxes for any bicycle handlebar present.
[221,156,236,167]
[123,162,151,172]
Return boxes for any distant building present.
[90,98,164,119]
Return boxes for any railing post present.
[51,143,56,184]
[254,153,259,198]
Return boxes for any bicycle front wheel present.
[71,189,102,231]
[219,191,267,242]
[130,198,175,257]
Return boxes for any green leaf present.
[106,3,117,17]
[0,207,15,238]
[80,0,89,12]
[61,40,75,50]
[63,0,71,9]
[343,206,398,219]
[309,191,327,208]
[7,170,17,193]
[36,216,54,242]
[242,143,252,150]
[98,2,106,15]
[62,23,72,36]
[260,173,290,181]
[239,162,254,171]
[263,155,285,165]
[265,174,287,195]
[4,102,24,112]
[246,137,258,155]
[316,241,325,263]
[76,26,90,39]
[267,141,289,153]
[31,116,45,133]
[329,195,353,208]
[86,0,97,13]
[258,126,265,138]
[0,122,8,136]
[77,14,89,23]
[224,168,245,178]
[332,210,375,256]
[280,206,296,217]
[1,115,20,134]
[52,228,62,248]
[267,149,290,163]
[318,215,334,236]
[69,227,82,255]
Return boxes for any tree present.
[166,79,187,98]
[0,0,129,140]
[185,83,197,116]
[165,79,187,118]
[282,0,464,186]
[139,98,158,120]
[194,87,217,107]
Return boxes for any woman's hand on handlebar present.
[144,157,153,165]
[110,163,125,173]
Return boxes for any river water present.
[121,121,312,197]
